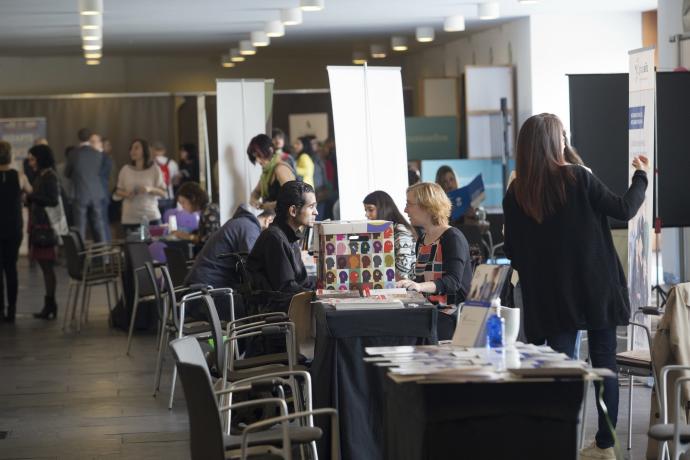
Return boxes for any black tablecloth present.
[310,303,438,460]
[383,376,585,460]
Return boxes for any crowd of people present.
[0,115,650,460]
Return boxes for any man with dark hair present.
[247,180,317,296]
[151,140,178,214]
[65,128,104,241]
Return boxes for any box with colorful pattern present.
[314,220,396,291]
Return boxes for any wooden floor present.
[0,256,655,459]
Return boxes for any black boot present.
[34,296,57,320]
[4,305,15,323]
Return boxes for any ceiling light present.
[478,2,500,20]
[221,55,235,68]
[265,20,285,38]
[81,29,102,40]
[391,36,408,51]
[370,44,386,59]
[85,59,100,65]
[281,8,303,25]
[230,48,245,62]
[251,31,270,47]
[82,40,102,51]
[84,51,102,59]
[239,40,256,55]
[352,51,367,65]
[444,15,466,32]
[80,14,102,30]
[518,0,539,3]
[79,0,103,15]
[300,0,324,12]
[416,27,434,43]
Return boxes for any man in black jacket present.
[247,181,317,296]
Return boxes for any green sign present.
[405,116,458,160]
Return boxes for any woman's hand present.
[135,185,148,194]
[396,279,421,291]
[632,155,649,173]
[172,230,192,240]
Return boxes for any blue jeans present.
[74,200,105,243]
[543,327,619,449]
[101,198,112,242]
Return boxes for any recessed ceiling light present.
[281,8,303,25]
[239,40,256,55]
[79,0,103,16]
[444,15,466,32]
[518,0,539,3]
[82,41,102,51]
[251,31,269,47]
[370,44,386,59]
[85,59,100,65]
[391,36,408,52]
[230,48,245,62]
[300,0,324,12]
[221,55,235,68]
[80,14,102,30]
[352,51,367,65]
[265,20,285,38]
[478,2,500,20]
[416,27,434,43]
[84,51,102,59]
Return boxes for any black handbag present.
[31,224,58,248]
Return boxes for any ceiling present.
[0,0,658,57]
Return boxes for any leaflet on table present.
[447,174,486,221]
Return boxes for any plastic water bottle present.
[139,216,150,241]
[486,309,505,348]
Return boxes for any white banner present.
[216,79,269,223]
[628,47,655,346]
[327,66,409,220]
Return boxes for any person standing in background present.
[64,128,105,242]
[94,135,113,241]
[114,139,167,235]
[151,141,178,215]
[0,141,32,322]
[173,143,199,194]
[272,128,296,173]
[27,144,60,320]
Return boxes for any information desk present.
[382,377,584,460]
[310,302,438,460]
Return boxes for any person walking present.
[64,128,105,242]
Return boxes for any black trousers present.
[0,235,22,310]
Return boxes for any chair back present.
[164,246,189,287]
[288,291,316,360]
[180,290,225,375]
[126,242,157,297]
[62,233,84,280]
[144,262,164,320]
[69,227,86,251]
[170,338,225,460]
[159,265,182,331]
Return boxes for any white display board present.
[327,66,409,220]
[628,47,655,350]
[464,66,514,158]
[216,79,268,223]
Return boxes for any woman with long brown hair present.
[503,113,648,460]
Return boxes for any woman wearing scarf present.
[248,134,295,211]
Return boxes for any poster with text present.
[0,117,47,171]
[628,47,655,349]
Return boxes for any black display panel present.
[657,72,690,228]
[568,73,629,229]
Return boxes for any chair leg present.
[76,283,89,333]
[168,365,177,410]
[62,282,75,332]
[153,328,169,396]
[83,285,93,324]
[628,374,634,450]
[126,299,140,356]
[579,379,589,449]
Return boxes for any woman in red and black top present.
[396,182,472,340]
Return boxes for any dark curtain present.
[0,95,176,175]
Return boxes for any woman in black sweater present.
[503,113,648,460]
[397,182,472,340]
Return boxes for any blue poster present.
[0,117,47,170]
[447,174,485,221]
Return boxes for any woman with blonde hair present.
[396,182,472,339]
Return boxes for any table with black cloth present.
[310,302,438,460]
[381,375,585,460]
